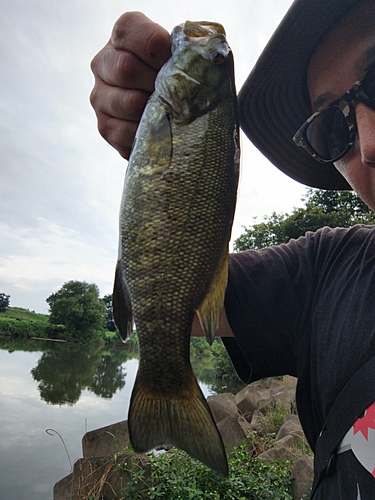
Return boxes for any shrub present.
[120,445,293,499]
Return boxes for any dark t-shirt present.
[223,225,375,497]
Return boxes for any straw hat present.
[238,0,361,190]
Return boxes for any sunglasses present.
[293,62,375,163]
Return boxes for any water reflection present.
[0,340,244,500]
[90,355,126,399]
[29,343,136,405]
[0,341,243,406]
[1,338,243,408]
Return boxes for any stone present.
[256,390,274,413]
[282,375,298,387]
[257,435,299,462]
[217,415,250,452]
[272,386,297,409]
[82,420,130,459]
[264,378,284,391]
[207,392,238,423]
[235,385,259,416]
[284,414,301,424]
[70,453,151,500]
[291,455,314,500]
[234,378,297,419]
[235,384,273,417]
[276,415,304,442]
[53,472,72,500]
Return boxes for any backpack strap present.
[310,355,375,499]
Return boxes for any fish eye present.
[210,50,226,64]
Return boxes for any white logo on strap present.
[338,401,375,478]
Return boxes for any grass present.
[0,307,49,338]
[118,445,293,499]
[78,398,311,500]
[0,306,49,322]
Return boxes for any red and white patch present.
[339,401,375,477]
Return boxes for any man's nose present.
[356,102,375,167]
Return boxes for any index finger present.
[111,12,171,71]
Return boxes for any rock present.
[234,378,297,420]
[276,415,304,442]
[70,453,151,500]
[235,384,272,417]
[82,420,130,459]
[284,413,301,424]
[282,375,298,387]
[53,473,72,500]
[257,435,300,462]
[207,392,238,423]
[217,415,250,451]
[235,385,259,416]
[264,378,284,391]
[291,455,314,500]
[272,386,297,409]
[257,391,274,413]
[238,415,252,435]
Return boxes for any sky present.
[0,0,308,314]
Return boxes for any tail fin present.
[128,371,228,477]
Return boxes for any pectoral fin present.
[196,248,229,345]
[112,262,133,342]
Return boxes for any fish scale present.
[113,20,239,477]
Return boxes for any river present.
[0,340,242,500]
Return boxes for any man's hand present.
[90,12,171,159]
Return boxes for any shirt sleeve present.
[222,233,319,383]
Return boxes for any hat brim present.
[238,0,361,190]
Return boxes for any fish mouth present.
[169,20,228,85]
[171,21,226,53]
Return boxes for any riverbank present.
[0,307,50,338]
[54,377,314,500]
[0,307,119,344]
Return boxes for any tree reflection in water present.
[30,343,136,405]
[0,336,244,406]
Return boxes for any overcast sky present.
[1,0,307,314]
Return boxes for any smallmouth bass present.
[113,20,240,477]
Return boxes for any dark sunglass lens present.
[306,106,350,161]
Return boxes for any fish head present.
[155,21,235,122]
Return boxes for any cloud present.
[0,0,303,312]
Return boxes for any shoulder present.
[229,224,375,275]
[267,224,375,254]
[302,224,375,252]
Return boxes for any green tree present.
[0,293,10,313]
[101,294,116,331]
[234,188,375,251]
[46,281,105,341]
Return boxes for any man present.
[90,0,375,497]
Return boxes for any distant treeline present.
[0,307,117,344]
